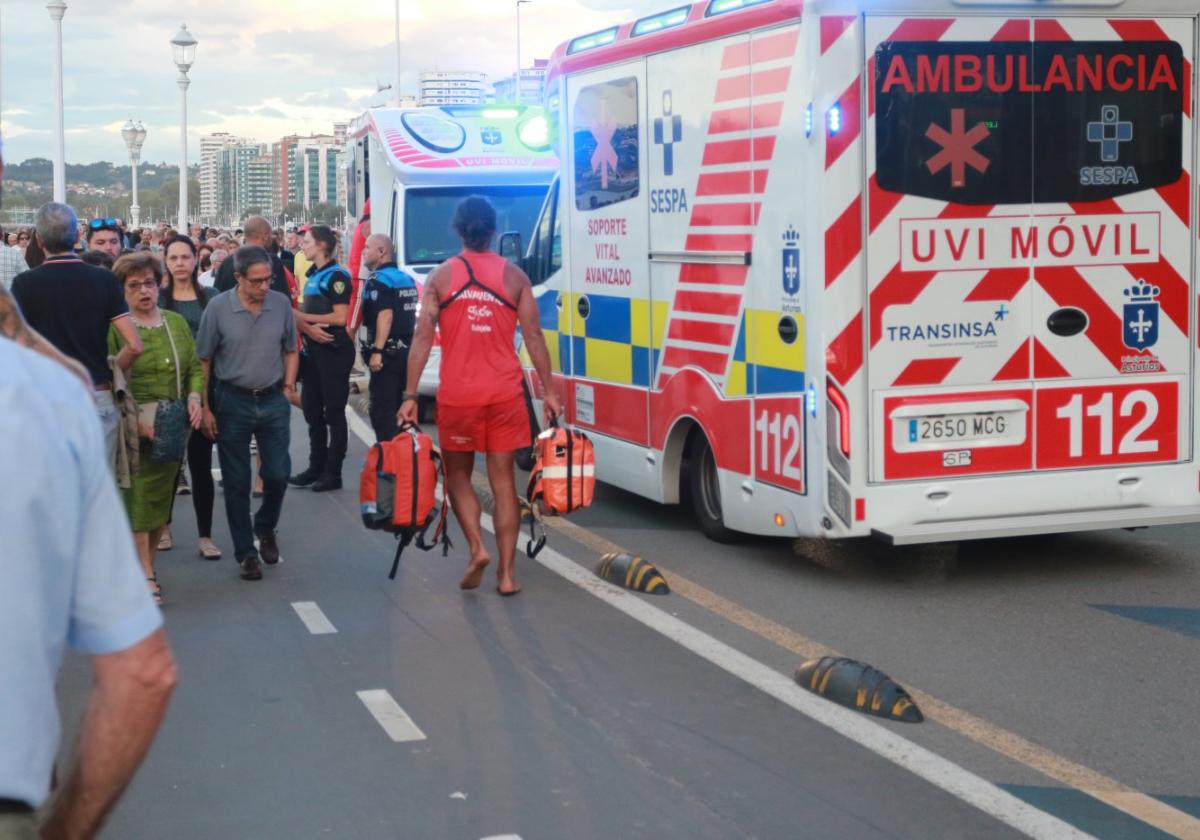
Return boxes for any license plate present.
[907,413,1009,445]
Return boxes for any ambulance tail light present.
[827,380,851,458]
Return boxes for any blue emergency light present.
[827,105,842,136]
[805,103,813,138]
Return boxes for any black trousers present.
[301,342,355,478]
[167,430,216,538]
[368,351,409,442]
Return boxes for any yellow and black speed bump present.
[795,657,923,723]
[596,552,669,595]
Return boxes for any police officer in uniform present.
[289,225,354,492]
[360,234,418,442]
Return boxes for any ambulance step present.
[872,505,1200,546]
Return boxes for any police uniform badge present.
[332,280,346,295]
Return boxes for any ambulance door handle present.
[649,250,752,266]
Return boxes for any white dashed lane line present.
[290,601,337,635]
[356,689,428,743]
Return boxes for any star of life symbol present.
[994,304,1009,321]
[925,108,990,188]
[480,127,502,146]
[585,99,619,189]
[1123,278,1160,351]
[781,226,800,296]
[1087,105,1133,163]
[653,91,683,176]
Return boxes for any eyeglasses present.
[125,280,159,291]
[241,276,272,286]
[89,218,120,232]
[17,234,29,241]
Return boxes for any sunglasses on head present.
[89,218,120,232]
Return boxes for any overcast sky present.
[0,0,652,164]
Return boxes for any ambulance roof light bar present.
[567,25,620,54]
[705,0,773,17]
[632,4,692,37]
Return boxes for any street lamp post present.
[121,119,147,228]
[170,23,197,234]
[46,1,67,203]
[515,0,532,103]
[394,0,403,107]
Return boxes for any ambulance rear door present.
[866,17,1038,483]
[1027,18,1194,474]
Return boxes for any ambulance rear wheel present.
[688,434,737,544]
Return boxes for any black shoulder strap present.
[443,255,517,311]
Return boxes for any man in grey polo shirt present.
[1,338,176,840]
[196,245,300,582]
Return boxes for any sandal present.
[157,530,174,551]
[147,576,163,606]
[198,540,223,560]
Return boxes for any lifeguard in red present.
[435,252,529,452]
[398,195,562,597]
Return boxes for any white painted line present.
[477,518,1092,840]
[346,408,1089,839]
[480,835,522,840]
[345,405,376,448]
[356,689,427,743]
[291,601,337,635]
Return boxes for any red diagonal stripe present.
[749,101,785,131]
[679,264,749,286]
[825,78,861,170]
[690,202,760,227]
[1036,266,1156,374]
[668,319,736,345]
[685,233,754,252]
[1033,19,1071,41]
[1033,338,1071,379]
[887,19,954,41]
[964,268,1030,302]
[868,173,903,233]
[825,196,862,287]
[992,19,1030,42]
[826,312,863,386]
[722,28,800,70]
[661,346,728,375]
[708,102,784,135]
[870,264,937,347]
[715,67,791,103]
[696,169,769,196]
[820,16,855,55]
[892,357,961,387]
[993,339,1031,381]
[675,290,741,317]
[1107,19,1192,118]
[701,136,778,166]
[1156,171,1191,227]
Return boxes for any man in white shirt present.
[0,340,177,839]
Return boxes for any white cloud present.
[0,0,660,163]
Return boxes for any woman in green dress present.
[109,252,204,605]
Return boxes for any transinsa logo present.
[887,321,998,342]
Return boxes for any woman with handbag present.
[109,252,204,605]
[157,234,222,559]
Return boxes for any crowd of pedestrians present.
[2,128,564,834]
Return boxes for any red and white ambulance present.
[523,0,1199,543]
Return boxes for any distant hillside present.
[4,158,201,191]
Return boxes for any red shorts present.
[437,394,531,453]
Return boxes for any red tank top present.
[436,252,524,407]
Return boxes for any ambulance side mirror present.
[499,231,523,265]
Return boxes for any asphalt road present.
[54,404,1199,840]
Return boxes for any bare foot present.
[496,572,521,597]
[459,552,491,590]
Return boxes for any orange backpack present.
[360,425,450,578]
[524,422,595,556]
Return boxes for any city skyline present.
[0,0,646,164]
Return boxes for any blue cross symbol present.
[1086,105,1133,163]
[653,91,683,176]
[481,127,502,146]
[994,304,1009,321]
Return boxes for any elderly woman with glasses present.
[109,252,204,606]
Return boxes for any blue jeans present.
[213,384,292,560]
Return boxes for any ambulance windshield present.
[404,185,550,265]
